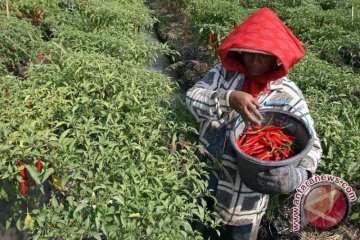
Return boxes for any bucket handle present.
[231,101,313,136]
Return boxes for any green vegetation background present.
[0,0,359,239]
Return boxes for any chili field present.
[1,0,360,239]
[0,0,217,239]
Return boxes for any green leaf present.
[25,165,41,185]
[6,218,12,229]
[101,224,109,238]
[59,129,71,143]
[347,162,359,174]
[42,168,55,183]
[95,212,101,231]
[90,232,102,240]
[350,212,359,220]
[16,218,21,231]
[73,203,87,219]
[182,221,192,232]
[51,195,59,208]
[113,196,124,205]
[51,42,68,54]
[0,172,10,179]
[180,230,188,239]
[84,217,90,229]
[198,205,205,220]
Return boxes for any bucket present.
[229,108,314,194]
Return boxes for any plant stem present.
[6,0,10,18]
[352,4,355,26]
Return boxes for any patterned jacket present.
[186,63,323,226]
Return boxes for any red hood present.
[217,7,304,84]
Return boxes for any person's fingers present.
[249,105,263,121]
[251,99,262,108]
[243,108,261,126]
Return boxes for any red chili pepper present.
[238,134,246,146]
[243,131,266,145]
[17,159,27,196]
[36,159,42,172]
[236,124,296,161]
[259,138,271,147]
[245,125,272,134]
[236,138,241,148]
[208,33,215,44]
[248,143,267,152]
[282,134,295,142]
[236,134,246,148]
[254,151,272,160]
[18,160,26,178]
[245,125,263,133]
[21,182,27,196]
[278,148,289,158]
[249,146,270,156]
[253,125,262,130]
[274,151,281,161]
[270,134,284,146]
[239,144,253,153]
[38,52,44,63]
[283,148,292,158]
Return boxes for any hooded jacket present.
[217,7,305,97]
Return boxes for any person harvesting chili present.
[186,7,322,240]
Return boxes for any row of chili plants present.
[185,0,360,69]
[0,0,217,239]
[178,0,360,225]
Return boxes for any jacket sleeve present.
[186,64,234,122]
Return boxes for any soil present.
[0,181,28,240]
[147,0,215,91]
[147,1,360,239]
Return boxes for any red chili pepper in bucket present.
[236,125,296,161]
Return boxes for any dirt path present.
[147,0,214,91]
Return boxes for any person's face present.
[240,52,277,76]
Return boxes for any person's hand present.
[229,91,263,125]
[256,165,309,194]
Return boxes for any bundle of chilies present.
[235,125,296,161]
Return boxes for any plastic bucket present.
[229,108,314,194]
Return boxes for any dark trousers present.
[192,195,259,239]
